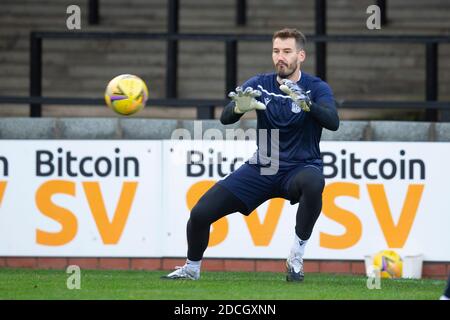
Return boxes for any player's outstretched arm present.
[220,86,266,125]
[220,101,244,125]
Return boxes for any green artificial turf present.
[0,268,445,300]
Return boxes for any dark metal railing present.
[315,0,327,81]
[86,0,389,84]
[377,0,388,26]
[86,0,391,86]
[23,31,450,119]
[1,95,449,121]
[0,96,227,108]
[88,0,99,25]
[236,0,247,26]
[88,0,250,27]
[167,0,179,99]
[2,96,450,110]
[88,0,386,28]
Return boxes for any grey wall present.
[0,118,449,141]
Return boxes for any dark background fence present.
[21,31,450,120]
[1,0,449,121]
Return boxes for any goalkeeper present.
[163,28,339,282]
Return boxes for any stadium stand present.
[1,0,449,119]
[0,1,450,281]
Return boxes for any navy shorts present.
[217,160,323,215]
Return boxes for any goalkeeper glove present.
[279,79,312,112]
[228,86,266,114]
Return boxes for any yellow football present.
[104,74,148,115]
[373,249,403,279]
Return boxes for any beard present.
[275,61,297,79]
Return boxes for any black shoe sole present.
[160,275,196,280]
[286,274,304,282]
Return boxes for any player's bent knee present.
[189,204,211,227]
[290,170,325,199]
[305,176,325,195]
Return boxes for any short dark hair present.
[272,28,307,51]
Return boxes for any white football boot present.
[286,252,305,282]
[161,264,200,280]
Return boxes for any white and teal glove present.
[228,86,266,114]
[279,79,312,112]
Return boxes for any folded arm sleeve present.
[310,81,340,131]
[220,101,244,125]
[310,100,340,131]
